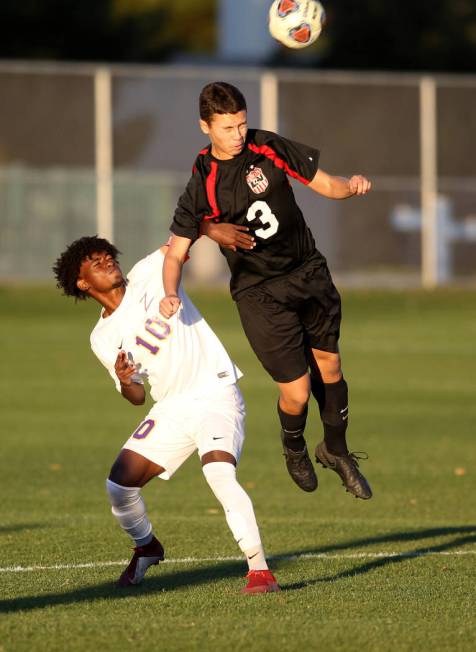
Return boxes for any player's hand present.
[201,221,255,252]
[159,294,181,318]
[349,175,372,196]
[115,350,137,386]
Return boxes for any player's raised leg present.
[106,448,166,586]
[277,374,318,492]
[235,287,317,493]
[310,349,372,500]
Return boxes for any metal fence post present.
[420,76,438,288]
[260,72,278,133]
[95,67,114,242]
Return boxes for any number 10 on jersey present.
[136,317,171,355]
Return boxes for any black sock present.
[278,402,308,452]
[324,422,349,456]
[313,378,349,456]
[310,374,325,412]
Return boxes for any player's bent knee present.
[278,375,311,412]
[312,350,342,380]
[279,390,310,413]
[202,461,239,504]
[109,449,164,487]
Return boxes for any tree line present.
[0,0,475,72]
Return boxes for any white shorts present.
[122,383,245,480]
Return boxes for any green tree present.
[0,0,475,72]
[0,0,215,61]
[320,0,476,72]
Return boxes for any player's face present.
[200,110,248,160]
[77,251,124,294]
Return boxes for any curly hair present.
[199,82,247,124]
[53,235,120,300]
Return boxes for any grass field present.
[1,285,475,652]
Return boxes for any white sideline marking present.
[1,550,475,574]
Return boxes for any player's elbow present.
[164,250,186,268]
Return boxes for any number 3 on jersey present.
[246,200,279,239]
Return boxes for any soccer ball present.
[269,0,325,49]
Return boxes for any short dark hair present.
[53,235,120,300]
[199,82,247,124]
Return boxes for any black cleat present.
[117,535,165,587]
[315,441,372,500]
[281,431,318,492]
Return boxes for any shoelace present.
[323,450,368,469]
[347,451,369,468]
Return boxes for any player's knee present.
[279,389,310,413]
[314,351,342,382]
[108,463,145,488]
[278,372,311,413]
[202,460,236,488]
[202,461,243,505]
[108,449,155,487]
[108,458,133,486]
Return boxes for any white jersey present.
[90,249,242,403]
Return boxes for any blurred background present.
[1,0,475,286]
[2,6,476,649]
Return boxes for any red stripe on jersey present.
[193,148,211,174]
[203,161,221,221]
[247,142,311,185]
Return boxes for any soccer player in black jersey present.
[160,81,373,500]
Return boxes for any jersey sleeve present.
[127,249,164,284]
[254,130,320,185]
[170,171,207,242]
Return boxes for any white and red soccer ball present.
[269,0,326,49]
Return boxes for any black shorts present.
[235,253,341,383]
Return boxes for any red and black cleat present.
[117,536,165,587]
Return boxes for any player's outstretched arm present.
[201,221,255,251]
[160,235,192,318]
[115,351,145,405]
[308,168,372,199]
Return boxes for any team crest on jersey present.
[246,166,269,194]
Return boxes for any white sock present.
[202,462,268,570]
[106,479,153,546]
[243,544,269,571]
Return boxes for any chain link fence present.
[0,62,475,284]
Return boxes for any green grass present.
[1,285,475,652]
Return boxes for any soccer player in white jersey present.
[53,235,279,594]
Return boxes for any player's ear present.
[77,279,89,292]
[199,119,210,135]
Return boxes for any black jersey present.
[171,129,321,299]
